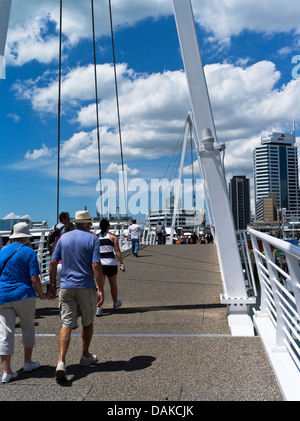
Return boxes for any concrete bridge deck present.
[0,244,283,401]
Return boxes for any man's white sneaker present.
[23,361,40,372]
[96,307,102,316]
[55,361,67,382]
[79,353,98,366]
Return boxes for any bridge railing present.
[1,224,139,286]
[236,230,258,297]
[0,228,51,286]
[141,227,157,245]
[109,225,157,248]
[247,228,300,373]
[110,225,132,252]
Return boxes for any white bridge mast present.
[0,0,12,80]
[172,0,255,336]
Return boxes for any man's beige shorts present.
[59,288,97,329]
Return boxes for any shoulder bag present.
[0,244,26,277]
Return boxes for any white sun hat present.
[9,222,32,239]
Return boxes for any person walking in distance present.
[156,222,165,245]
[127,219,142,257]
[96,219,125,316]
[48,210,104,382]
[48,212,70,256]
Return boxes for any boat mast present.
[0,0,12,80]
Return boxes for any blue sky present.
[1,0,300,227]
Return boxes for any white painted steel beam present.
[0,0,12,79]
[172,0,254,336]
[170,114,190,244]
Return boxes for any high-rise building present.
[229,176,251,230]
[255,194,277,221]
[253,130,300,219]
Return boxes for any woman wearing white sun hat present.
[0,222,44,383]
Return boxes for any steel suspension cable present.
[57,0,63,224]
[91,0,103,217]
[108,0,127,216]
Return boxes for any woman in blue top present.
[0,223,44,383]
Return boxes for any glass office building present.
[253,131,300,219]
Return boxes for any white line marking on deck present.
[15,333,231,338]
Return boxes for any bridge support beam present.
[172,0,255,336]
[0,0,12,80]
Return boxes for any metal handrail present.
[248,228,300,371]
[0,226,137,286]
[0,228,50,286]
[248,228,300,259]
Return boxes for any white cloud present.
[7,0,300,68]
[7,0,173,66]
[15,58,300,185]
[21,215,32,220]
[7,15,59,66]
[25,144,53,160]
[206,61,282,137]
[106,163,139,176]
[3,212,20,219]
[192,0,300,43]
[278,47,294,58]
[16,64,189,168]
[2,212,31,220]
[7,113,20,123]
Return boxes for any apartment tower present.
[229,175,251,230]
[253,129,300,219]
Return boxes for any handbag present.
[0,244,26,276]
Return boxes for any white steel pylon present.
[169,111,212,244]
[0,0,12,80]
[173,0,255,336]
[170,112,192,244]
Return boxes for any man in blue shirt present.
[48,210,104,382]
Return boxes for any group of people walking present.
[0,211,212,384]
[178,231,213,244]
[0,210,129,383]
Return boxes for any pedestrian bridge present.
[0,244,284,401]
[1,0,298,403]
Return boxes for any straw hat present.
[9,222,32,239]
[72,210,93,224]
